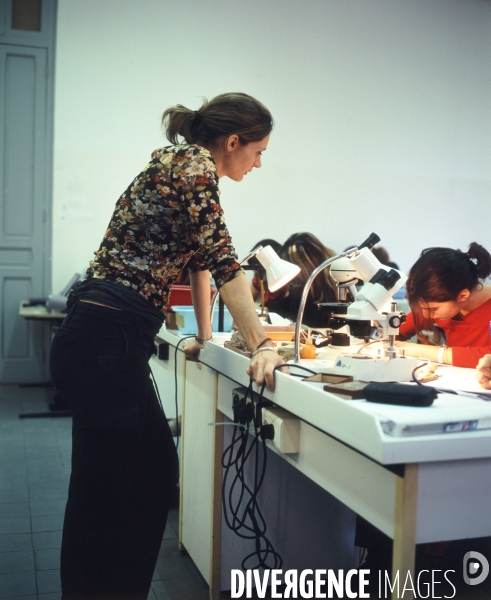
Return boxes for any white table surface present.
[157,326,491,465]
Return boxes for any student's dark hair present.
[280,232,338,305]
[406,242,491,342]
[372,246,399,270]
[162,92,273,146]
[372,246,390,265]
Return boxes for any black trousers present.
[50,301,179,600]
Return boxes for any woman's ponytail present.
[161,105,201,145]
[467,242,491,280]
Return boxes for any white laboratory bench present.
[151,327,491,600]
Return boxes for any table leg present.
[178,360,187,553]
[392,463,419,600]
[209,406,224,600]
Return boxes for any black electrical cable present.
[223,373,291,539]
[221,361,330,570]
[221,379,282,571]
[243,382,281,570]
[412,359,491,400]
[172,336,195,450]
[223,382,260,537]
[151,334,194,451]
[412,361,429,386]
[224,436,262,542]
[273,363,318,377]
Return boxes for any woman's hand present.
[477,355,491,390]
[218,274,292,390]
[183,338,205,361]
[247,349,285,391]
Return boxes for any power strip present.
[231,387,301,453]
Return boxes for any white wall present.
[52,0,491,291]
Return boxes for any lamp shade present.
[209,244,301,328]
[255,245,300,292]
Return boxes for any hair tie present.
[193,110,202,125]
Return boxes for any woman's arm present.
[395,341,491,367]
[183,272,284,390]
[182,270,214,359]
[190,270,213,341]
[218,273,273,349]
[394,341,453,364]
[219,274,284,391]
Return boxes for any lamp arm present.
[209,246,264,322]
[210,289,220,322]
[294,247,358,363]
[239,246,264,265]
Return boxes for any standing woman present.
[50,92,283,600]
[397,242,491,367]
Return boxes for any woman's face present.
[419,289,471,320]
[421,300,463,320]
[221,134,270,181]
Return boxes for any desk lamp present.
[293,233,380,363]
[210,245,301,330]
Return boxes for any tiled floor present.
[2,385,491,600]
[0,384,209,600]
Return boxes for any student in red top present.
[397,242,491,367]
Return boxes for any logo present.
[463,551,489,586]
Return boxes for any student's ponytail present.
[467,242,491,280]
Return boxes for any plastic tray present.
[172,305,233,334]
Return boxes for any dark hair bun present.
[468,242,491,279]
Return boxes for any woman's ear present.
[225,134,240,153]
[456,289,471,303]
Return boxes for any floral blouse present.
[87,144,242,312]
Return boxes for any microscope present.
[319,245,418,381]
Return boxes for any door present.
[0,44,50,382]
[0,0,56,384]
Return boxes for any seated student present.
[359,243,491,591]
[273,232,338,327]
[397,242,491,367]
[371,245,399,270]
